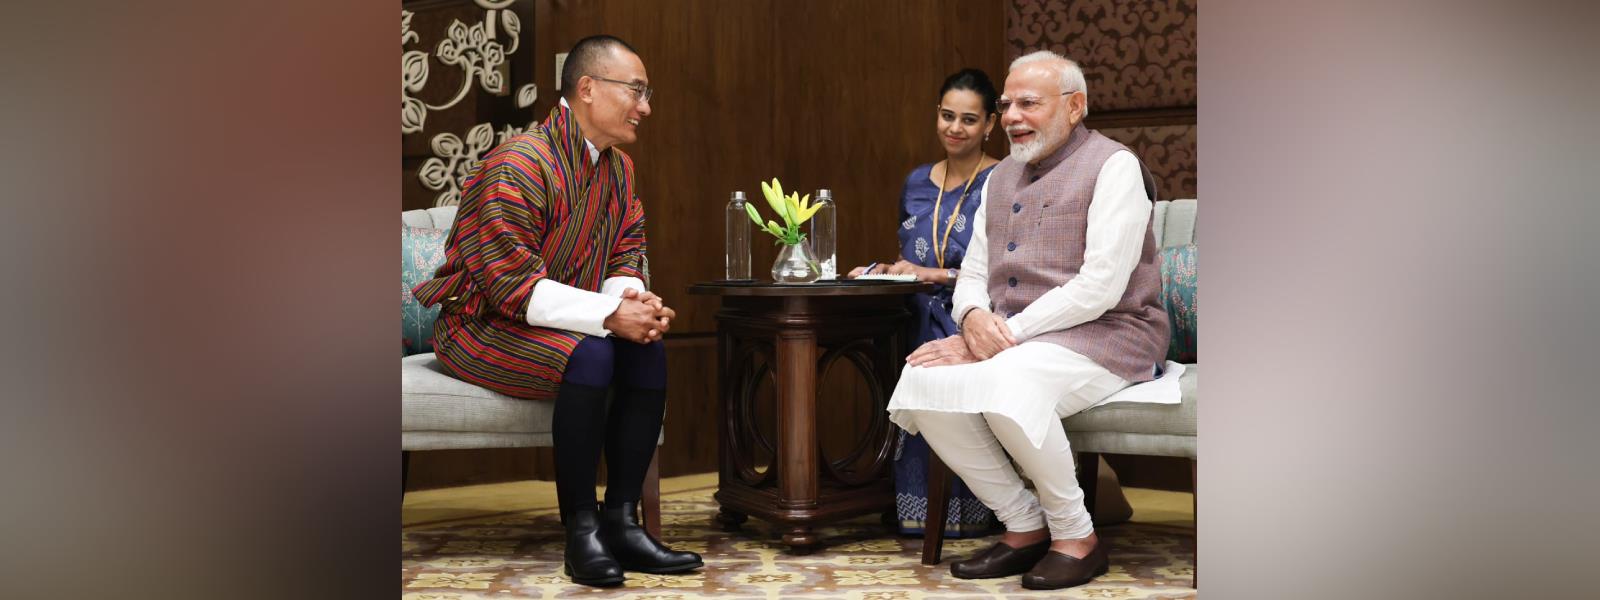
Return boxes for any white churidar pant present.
[887,342,1135,540]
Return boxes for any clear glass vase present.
[771,240,822,283]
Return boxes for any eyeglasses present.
[996,91,1074,115]
[588,75,653,103]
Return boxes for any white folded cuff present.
[525,279,622,337]
[599,276,645,298]
[1006,317,1027,341]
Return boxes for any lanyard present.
[931,159,982,268]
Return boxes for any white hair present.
[1009,50,1089,118]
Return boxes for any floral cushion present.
[403,225,449,356]
[1159,243,1197,363]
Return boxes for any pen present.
[864,262,879,276]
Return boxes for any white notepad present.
[854,273,918,282]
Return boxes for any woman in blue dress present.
[848,68,1001,537]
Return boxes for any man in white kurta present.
[886,51,1182,591]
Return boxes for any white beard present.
[1009,138,1046,163]
[1007,119,1069,163]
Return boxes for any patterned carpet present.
[402,486,1196,599]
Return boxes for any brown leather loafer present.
[1020,541,1110,590]
[950,539,1050,579]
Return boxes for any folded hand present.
[906,335,978,368]
[611,288,677,344]
[961,308,1016,360]
[624,287,665,311]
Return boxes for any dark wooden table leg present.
[783,526,818,554]
[1077,452,1101,515]
[776,319,819,554]
[689,285,925,556]
[712,326,747,533]
[716,507,747,532]
[921,450,951,565]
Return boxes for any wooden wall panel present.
[529,0,1005,333]
[763,2,1008,469]
[407,1,1200,491]
[658,335,720,475]
[592,0,774,335]
[770,0,1010,277]
[409,0,1008,489]
[531,0,1006,479]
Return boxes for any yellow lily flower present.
[759,180,777,211]
[748,177,816,245]
[776,180,801,225]
[762,181,792,225]
[799,201,821,222]
[784,192,802,226]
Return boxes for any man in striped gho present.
[411,35,701,588]
[886,50,1180,591]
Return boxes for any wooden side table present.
[687,281,933,553]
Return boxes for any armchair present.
[401,206,663,537]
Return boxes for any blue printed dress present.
[892,162,999,537]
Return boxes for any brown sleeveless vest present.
[983,123,1169,383]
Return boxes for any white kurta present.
[887,151,1183,448]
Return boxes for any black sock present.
[603,385,667,506]
[552,381,610,516]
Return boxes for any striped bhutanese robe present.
[411,104,646,400]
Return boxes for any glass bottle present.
[811,188,837,280]
[725,191,751,280]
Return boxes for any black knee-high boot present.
[599,386,702,573]
[603,385,667,506]
[552,381,623,587]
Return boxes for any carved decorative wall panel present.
[1006,0,1196,111]
[1099,125,1198,201]
[403,0,536,207]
